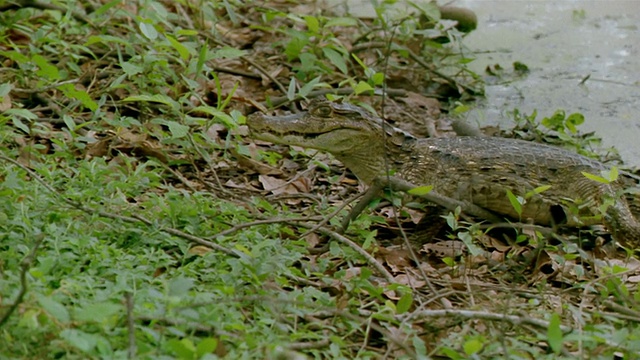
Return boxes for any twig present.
[299,191,364,239]
[352,41,481,95]
[12,79,81,94]
[407,308,571,332]
[124,292,136,359]
[296,223,395,284]
[265,88,407,108]
[206,216,324,241]
[0,234,45,328]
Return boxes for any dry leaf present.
[0,93,11,112]
[258,175,300,195]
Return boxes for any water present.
[324,0,640,166]
[457,0,640,166]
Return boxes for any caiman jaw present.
[246,99,417,184]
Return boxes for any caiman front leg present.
[341,175,503,237]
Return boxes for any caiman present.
[247,99,640,248]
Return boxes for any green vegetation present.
[0,1,639,359]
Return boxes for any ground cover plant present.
[1,0,640,359]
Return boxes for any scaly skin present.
[247,100,640,248]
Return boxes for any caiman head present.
[246,99,417,184]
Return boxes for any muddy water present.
[457,0,640,167]
[325,0,640,166]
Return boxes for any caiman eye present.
[312,104,333,117]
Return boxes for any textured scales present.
[247,100,640,248]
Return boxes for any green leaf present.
[196,338,219,357]
[58,84,98,111]
[235,243,253,256]
[166,35,191,60]
[287,77,297,101]
[123,94,179,111]
[325,17,358,27]
[565,113,585,133]
[75,302,122,323]
[167,121,189,139]
[506,189,523,216]
[177,29,198,36]
[322,48,348,74]
[139,21,158,40]
[396,292,413,314]
[457,231,483,256]
[298,76,322,99]
[93,0,120,16]
[541,110,566,130]
[32,54,60,80]
[547,312,563,354]
[603,167,619,182]
[304,15,320,33]
[463,339,483,355]
[166,338,196,359]
[354,81,374,95]
[121,61,143,76]
[196,43,208,77]
[60,329,97,353]
[7,109,37,133]
[284,37,308,61]
[371,72,385,86]
[36,294,70,323]
[188,106,238,129]
[169,276,195,296]
[581,171,610,184]
[526,184,552,198]
[412,336,427,357]
[351,53,368,71]
[85,35,132,46]
[407,185,433,196]
[0,83,12,97]
[298,52,318,73]
[532,185,552,194]
[0,50,29,63]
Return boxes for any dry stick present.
[373,23,446,302]
[295,223,395,284]
[266,88,408,108]
[351,41,481,95]
[408,308,571,332]
[0,234,45,328]
[477,222,554,237]
[206,217,324,242]
[333,310,417,357]
[124,292,136,360]
[300,191,365,239]
[187,133,232,199]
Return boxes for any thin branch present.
[295,223,396,284]
[124,292,136,359]
[265,88,407,108]
[0,234,45,328]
